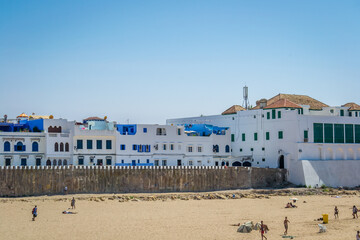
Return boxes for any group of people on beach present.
[333,205,359,219]
[31,197,76,221]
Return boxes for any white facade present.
[167,105,360,187]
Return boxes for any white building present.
[167,94,360,187]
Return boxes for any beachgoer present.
[64,186,68,195]
[32,205,37,221]
[356,230,360,240]
[71,197,76,209]
[290,202,297,208]
[284,217,290,235]
[353,206,358,219]
[334,206,339,219]
[259,220,268,240]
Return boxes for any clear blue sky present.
[0,0,359,123]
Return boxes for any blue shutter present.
[23,145,26,151]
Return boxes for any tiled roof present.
[263,98,302,109]
[17,113,28,118]
[342,102,360,111]
[253,93,328,110]
[222,105,246,115]
[83,116,104,121]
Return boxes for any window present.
[120,144,126,150]
[345,124,354,143]
[304,130,309,139]
[154,144,158,150]
[106,158,112,166]
[96,140,102,149]
[154,160,159,166]
[324,124,333,143]
[87,140,93,149]
[349,112,352,117]
[177,159,181,166]
[177,128,181,135]
[132,144,137,151]
[215,161,219,166]
[170,144,174,150]
[162,160,167,166]
[121,160,124,164]
[240,148,242,152]
[334,124,344,143]
[231,134,235,142]
[36,158,41,166]
[266,132,270,140]
[4,141,10,152]
[254,133,258,141]
[156,128,166,136]
[340,109,344,116]
[356,112,358,117]
[242,133,245,141]
[106,140,111,149]
[278,131,283,139]
[60,142,64,152]
[267,112,270,119]
[58,159,62,166]
[78,157,84,165]
[32,142,39,152]
[146,159,150,163]
[197,160,202,166]
[54,142,59,152]
[198,146,202,152]
[21,158,27,166]
[188,146,193,152]
[53,159,57,166]
[131,160,136,166]
[65,143,69,152]
[163,144,166,150]
[272,109,276,119]
[77,140,83,149]
[262,147,265,151]
[5,158,11,166]
[251,148,254,151]
[143,128,147,133]
[277,111,281,119]
[15,142,25,152]
[313,123,323,143]
[262,158,265,162]
[225,145,230,153]
[212,145,219,153]
[188,160,193,166]
[355,125,360,143]
[63,159,67,165]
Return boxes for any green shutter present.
[278,111,281,119]
[254,132,258,141]
[278,131,283,139]
[231,134,235,142]
[324,124,333,143]
[272,109,276,119]
[334,124,344,143]
[267,112,270,119]
[301,108,303,114]
[355,125,360,143]
[340,109,344,116]
[345,124,354,143]
[313,123,323,143]
[304,130,308,139]
[266,132,270,140]
[242,133,245,141]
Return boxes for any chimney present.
[259,99,267,109]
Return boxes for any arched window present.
[65,143,69,152]
[54,142,59,152]
[60,143,64,152]
[58,159,62,166]
[15,142,25,151]
[46,160,51,166]
[4,141,10,152]
[32,142,39,152]
[225,145,230,153]
[53,159,57,166]
[63,159,68,165]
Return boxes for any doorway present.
[278,155,285,169]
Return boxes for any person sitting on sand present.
[290,202,297,208]
[259,221,269,240]
[71,197,76,209]
[353,206,358,219]
[32,205,37,221]
[285,202,291,208]
[284,217,290,235]
[62,210,77,214]
[356,230,360,240]
[334,206,339,219]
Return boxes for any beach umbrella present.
[237,224,252,233]
[289,198,298,200]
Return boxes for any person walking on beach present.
[71,197,76,209]
[32,205,37,221]
[353,206,358,219]
[284,217,290,235]
[259,220,268,240]
[334,206,339,219]
[357,230,360,240]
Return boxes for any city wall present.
[0,166,287,197]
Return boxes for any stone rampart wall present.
[0,166,287,197]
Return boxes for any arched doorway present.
[232,161,241,166]
[278,155,285,169]
[46,160,51,166]
[243,161,251,167]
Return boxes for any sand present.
[1,191,360,240]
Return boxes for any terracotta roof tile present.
[342,102,360,111]
[264,98,302,109]
[83,116,104,121]
[222,105,246,115]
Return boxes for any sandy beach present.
[1,189,360,240]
